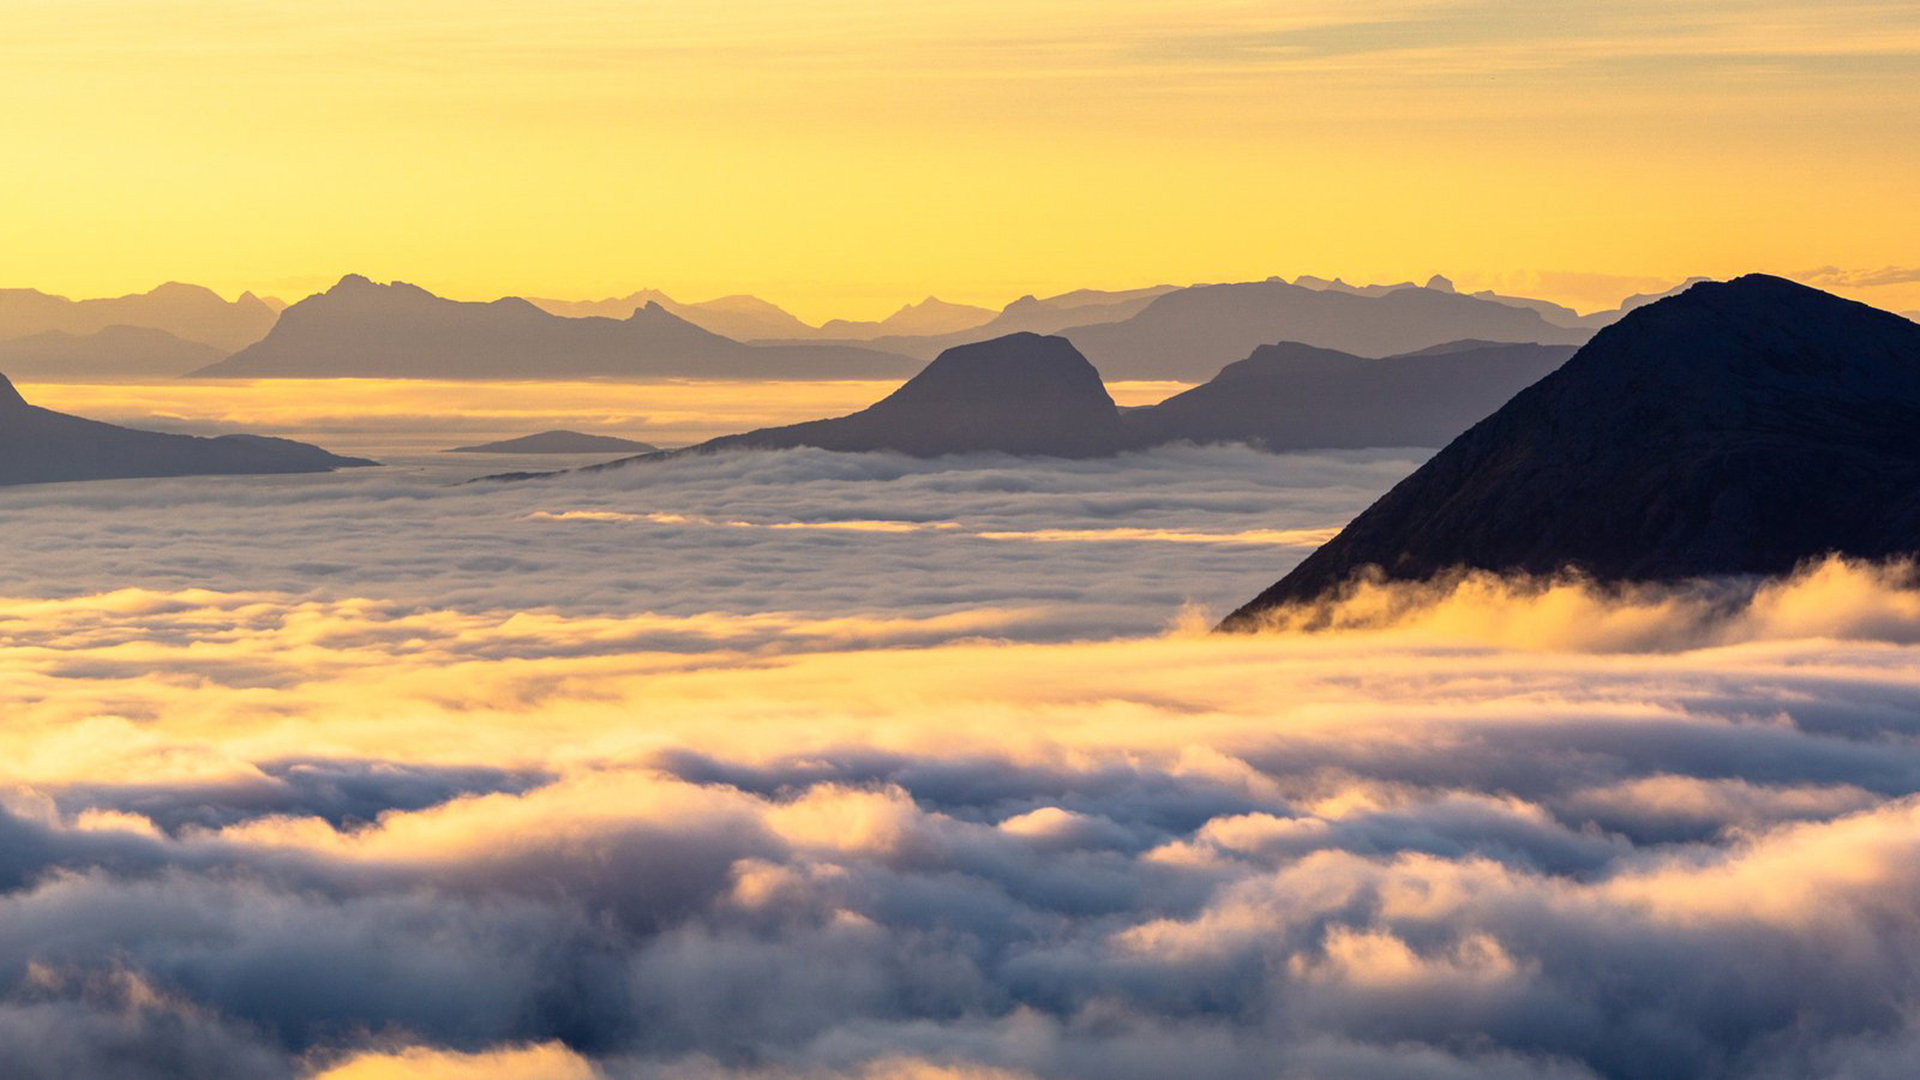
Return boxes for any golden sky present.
[5,0,1919,320]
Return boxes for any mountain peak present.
[1425,274,1456,293]
[1222,276,1920,626]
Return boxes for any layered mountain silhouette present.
[1061,280,1591,381]
[817,297,997,339]
[1124,341,1577,451]
[0,283,280,352]
[0,326,224,379]
[577,333,1128,464]
[0,372,372,486]
[505,330,1576,476]
[526,291,815,340]
[191,276,918,380]
[449,430,660,454]
[1221,275,1920,626]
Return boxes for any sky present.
[5,0,1920,320]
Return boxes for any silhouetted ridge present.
[0,372,373,486]
[192,276,919,380]
[1221,275,1920,627]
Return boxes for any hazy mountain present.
[449,430,660,454]
[0,372,372,486]
[585,333,1129,462]
[758,285,1180,360]
[1125,341,1577,452]
[1061,279,1591,381]
[1221,276,1920,626]
[0,282,281,352]
[0,325,224,379]
[526,291,815,341]
[192,275,919,380]
[817,297,997,339]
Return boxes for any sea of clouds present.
[5,445,1920,1079]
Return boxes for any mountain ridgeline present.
[1221,275,1920,627]
[192,276,922,380]
[510,331,1578,479]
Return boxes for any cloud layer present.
[6,448,1920,1078]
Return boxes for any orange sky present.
[4,0,1918,320]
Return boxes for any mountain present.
[592,333,1128,462]
[1061,280,1591,382]
[817,297,997,339]
[0,283,280,352]
[1220,276,1920,626]
[0,372,373,486]
[449,430,660,454]
[1124,341,1577,452]
[526,291,815,340]
[190,276,918,380]
[756,285,1180,360]
[0,326,225,379]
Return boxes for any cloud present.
[10,446,1920,1075]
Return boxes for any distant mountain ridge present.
[0,371,372,486]
[0,283,280,352]
[1221,275,1920,627]
[193,276,920,380]
[0,326,224,379]
[1061,279,1592,381]
[449,431,660,454]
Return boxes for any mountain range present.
[192,276,921,380]
[1221,275,1920,626]
[508,331,1580,475]
[0,283,281,352]
[0,326,225,379]
[1059,279,1593,382]
[0,372,372,486]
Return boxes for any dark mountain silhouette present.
[190,276,918,380]
[526,291,815,340]
[1221,276,1920,627]
[580,333,1128,464]
[1125,341,1577,452]
[0,283,280,352]
[1060,280,1591,381]
[0,326,225,379]
[0,372,373,486]
[449,430,660,454]
[817,297,997,339]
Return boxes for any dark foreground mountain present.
[1221,276,1920,627]
[0,373,373,486]
[191,276,919,380]
[1126,341,1577,451]
[581,333,1128,465]
[0,325,225,379]
[1063,279,1591,381]
[449,431,660,454]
